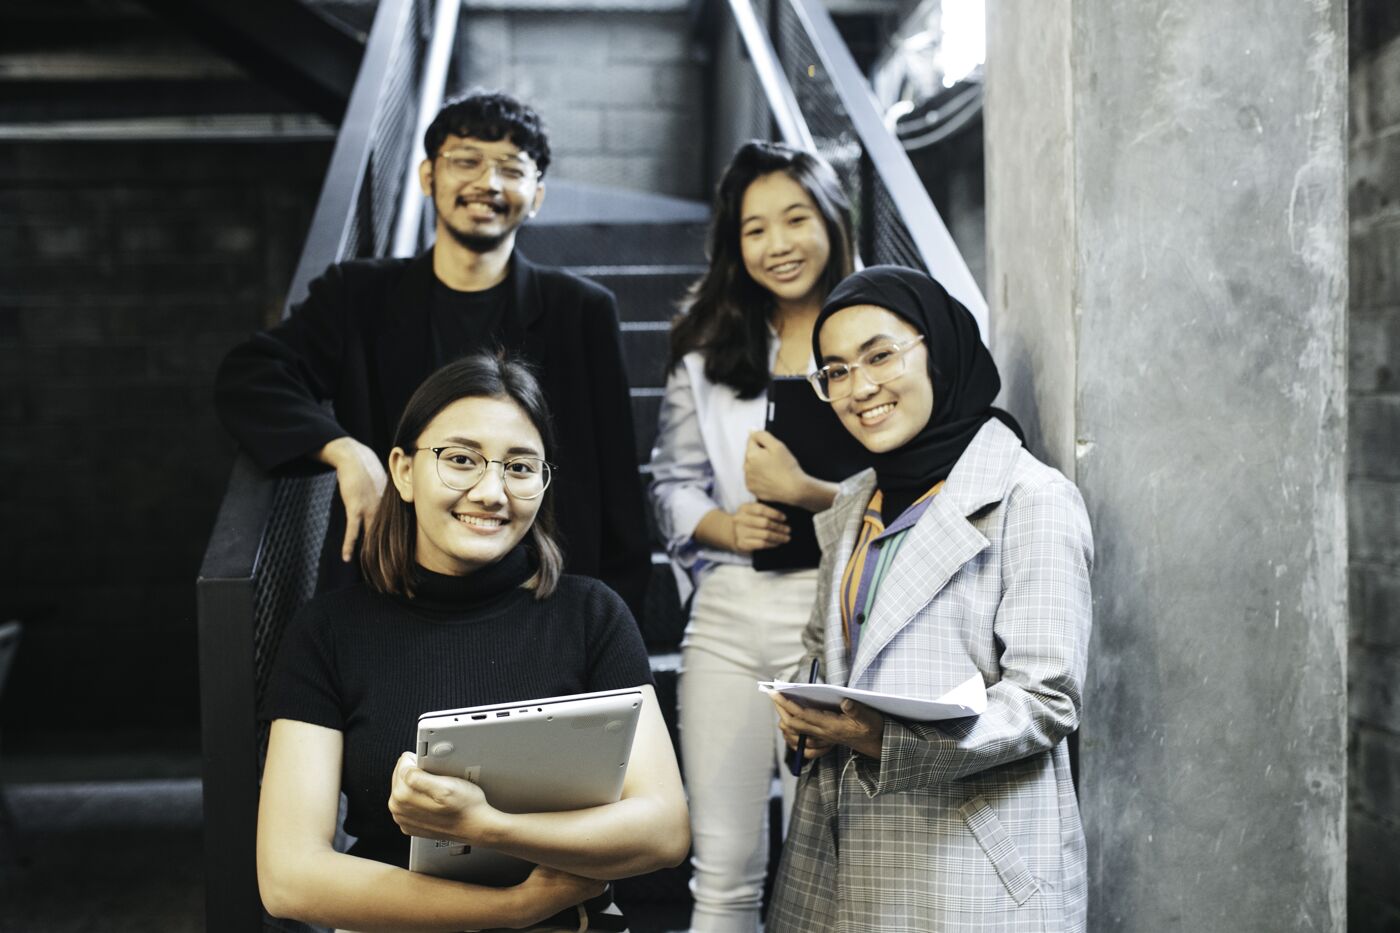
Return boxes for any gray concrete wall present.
[984,3,1075,474]
[986,2,1349,930]
[454,8,705,200]
[1347,2,1400,928]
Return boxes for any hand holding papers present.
[758,673,987,722]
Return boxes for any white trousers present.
[678,564,816,933]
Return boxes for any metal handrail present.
[285,0,418,308]
[391,0,461,258]
[723,0,814,151]
[196,0,434,929]
[786,0,986,331]
[720,0,989,338]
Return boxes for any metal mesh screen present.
[869,175,924,269]
[252,472,337,754]
[712,10,778,184]
[249,0,434,743]
[363,0,426,257]
[772,4,864,226]
[336,0,427,260]
[716,0,930,275]
[195,4,453,926]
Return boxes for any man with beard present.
[215,90,651,614]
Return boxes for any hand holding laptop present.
[390,751,497,847]
[404,688,645,885]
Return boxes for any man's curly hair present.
[423,89,551,177]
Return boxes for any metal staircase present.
[194,0,986,928]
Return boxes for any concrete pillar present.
[985,3,1348,931]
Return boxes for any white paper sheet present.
[757,673,987,721]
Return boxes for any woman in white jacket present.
[648,141,855,933]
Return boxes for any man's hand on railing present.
[317,436,389,562]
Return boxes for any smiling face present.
[388,395,545,576]
[817,304,935,453]
[738,171,832,309]
[419,134,544,253]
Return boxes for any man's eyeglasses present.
[417,447,555,500]
[436,149,539,189]
[808,335,926,402]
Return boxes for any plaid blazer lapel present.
[848,421,1024,689]
[814,469,876,688]
[849,495,989,687]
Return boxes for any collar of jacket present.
[372,248,546,449]
[393,246,546,334]
[812,418,1025,688]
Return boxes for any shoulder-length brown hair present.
[669,141,855,399]
[361,351,564,599]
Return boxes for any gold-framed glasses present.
[436,148,539,188]
[417,446,554,499]
[808,334,926,402]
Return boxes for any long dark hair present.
[362,351,564,599]
[669,141,854,399]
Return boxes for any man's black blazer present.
[215,250,652,616]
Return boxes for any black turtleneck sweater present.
[260,548,654,868]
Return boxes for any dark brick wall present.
[0,139,329,750]
[1349,4,1400,929]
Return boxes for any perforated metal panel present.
[249,0,432,754]
[364,0,426,257]
[330,1,427,260]
[771,0,924,272]
[712,0,932,277]
[712,10,778,171]
[198,2,448,929]
[869,175,924,269]
[251,471,337,755]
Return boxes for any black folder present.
[752,377,869,571]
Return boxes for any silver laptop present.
[408,687,644,885]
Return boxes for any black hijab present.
[812,265,1022,522]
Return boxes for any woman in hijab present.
[765,266,1093,933]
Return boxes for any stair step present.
[0,6,311,125]
[578,267,695,389]
[0,78,311,124]
[576,267,700,325]
[620,327,672,403]
[518,221,708,267]
[640,562,686,650]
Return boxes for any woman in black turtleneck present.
[763,267,1094,933]
[255,352,688,933]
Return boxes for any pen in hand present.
[789,657,821,777]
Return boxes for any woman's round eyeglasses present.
[417,447,554,500]
[436,148,539,190]
[808,334,925,402]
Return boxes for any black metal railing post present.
[196,0,459,929]
[708,0,988,332]
[196,461,279,933]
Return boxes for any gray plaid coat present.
[767,420,1092,933]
